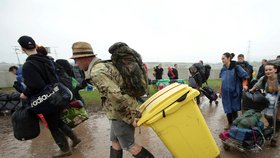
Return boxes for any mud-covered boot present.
[110,146,123,158]
[71,137,81,148]
[68,132,81,148]
[133,147,154,158]
[52,150,72,158]
[60,124,81,148]
[52,141,72,158]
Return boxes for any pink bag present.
[219,129,230,141]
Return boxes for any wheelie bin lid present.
[137,83,199,126]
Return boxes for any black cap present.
[17,35,36,49]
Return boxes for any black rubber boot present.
[52,136,72,158]
[133,147,154,158]
[110,146,123,158]
[267,118,274,128]
[232,111,238,121]
[52,150,72,158]
[60,124,81,148]
[226,113,233,126]
[276,120,280,132]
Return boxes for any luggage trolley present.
[220,92,279,153]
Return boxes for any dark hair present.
[36,46,48,56]
[9,66,18,72]
[223,52,235,60]
[238,54,244,58]
[56,59,75,77]
[276,55,280,59]
[265,62,278,70]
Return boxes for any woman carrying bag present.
[18,36,81,158]
[250,62,280,132]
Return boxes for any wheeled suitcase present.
[137,83,220,158]
[201,86,218,105]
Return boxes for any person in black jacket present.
[256,59,267,80]
[55,59,86,103]
[18,36,80,158]
[153,64,164,80]
[167,64,179,80]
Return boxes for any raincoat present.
[219,61,248,113]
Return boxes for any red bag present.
[37,114,48,128]
[69,100,84,108]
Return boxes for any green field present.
[0,79,220,109]
[80,79,220,108]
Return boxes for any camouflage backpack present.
[108,42,148,97]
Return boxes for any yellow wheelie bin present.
[137,83,220,158]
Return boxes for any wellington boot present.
[110,146,123,158]
[276,120,280,133]
[60,124,81,148]
[133,147,154,158]
[52,150,72,158]
[71,137,81,148]
[267,118,274,128]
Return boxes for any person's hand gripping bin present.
[137,83,220,158]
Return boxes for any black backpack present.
[189,63,211,84]
[236,61,253,81]
[108,42,148,97]
[204,64,211,82]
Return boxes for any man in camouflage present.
[70,41,154,158]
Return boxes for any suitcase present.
[201,86,218,105]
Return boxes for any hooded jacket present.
[22,54,56,97]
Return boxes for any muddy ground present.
[0,96,280,158]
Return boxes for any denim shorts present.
[110,119,135,150]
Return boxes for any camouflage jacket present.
[85,57,139,124]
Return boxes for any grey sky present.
[0,0,279,65]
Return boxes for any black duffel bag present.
[12,105,40,141]
[29,83,73,114]
[242,91,269,112]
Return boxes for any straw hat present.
[71,42,96,59]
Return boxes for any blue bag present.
[229,121,264,142]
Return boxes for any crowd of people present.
[7,34,280,157]
[219,52,280,135]
[11,35,154,158]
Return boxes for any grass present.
[0,79,221,108]
[82,79,221,107]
